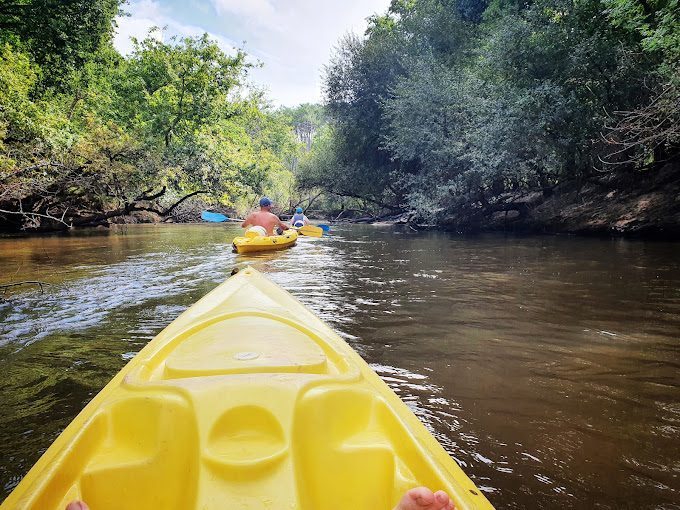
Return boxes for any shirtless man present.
[241,197,289,235]
[66,487,456,510]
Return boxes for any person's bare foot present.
[394,487,456,510]
[65,489,452,510]
[65,502,89,510]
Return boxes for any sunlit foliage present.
[0,15,301,230]
[315,0,678,221]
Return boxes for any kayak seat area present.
[31,393,198,510]
[293,386,447,510]
[204,404,287,473]
[29,378,446,510]
[195,386,302,508]
[158,314,340,379]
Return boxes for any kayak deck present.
[2,268,494,510]
[232,229,298,254]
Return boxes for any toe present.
[65,502,89,510]
[410,487,435,507]
[433,490,452,510]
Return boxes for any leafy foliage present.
[602,0,680,161]
[0,0,122,88]
[0,24,302,230]
[314,0,678,221]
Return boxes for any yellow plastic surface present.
[245,226,267,238]
[296,225,323,237]
[1,268,495,510]
[232,229,298,254]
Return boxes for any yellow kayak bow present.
[2,268,494,510]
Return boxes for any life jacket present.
[292,213,305,228]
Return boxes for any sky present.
[113,0,391,107]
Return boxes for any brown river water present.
[0,223,678,508]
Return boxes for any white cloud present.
[239,0,392,105]
[114,0,240,55]
[114,0,392,106]
[114,0,165,53]
[211,0,277,26]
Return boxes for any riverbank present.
[437,162,680,238]
[5,162,678,240]
[330,162,680,239]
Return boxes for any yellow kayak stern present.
[232,229,298,254]
[1,267,494,510]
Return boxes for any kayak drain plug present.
[234,351,259,361]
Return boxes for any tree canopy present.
[0,0,122,88]
[0,9,304,230]
[309,0,679,222]
[1,0,678,230]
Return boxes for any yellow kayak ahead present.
[2,268,494,510]
[232,229,298,254]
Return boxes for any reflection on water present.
[1,224,679,508]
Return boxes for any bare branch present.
[161,190,208,215]
[0,208,73,228]
[1,281,49,294]
[134,186,167,202]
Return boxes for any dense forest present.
[0,0,326,231]
[301,0,679,233]
[0,0,678,233]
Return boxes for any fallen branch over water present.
[1,185,210,231]
[0,207,72,228]
[1,281,49,294]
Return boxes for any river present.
[0,224,678,508]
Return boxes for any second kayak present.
[232,228,298,254]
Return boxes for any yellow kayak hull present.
[2,268,494,510]
[232,229,298,254]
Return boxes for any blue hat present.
[259,197,272,207]
[295,207,303,214]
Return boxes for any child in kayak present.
[66,487,456,510]
[291,206,310,228]
[241,197,289,236]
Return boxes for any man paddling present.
[241,197,289,236]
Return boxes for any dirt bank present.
[437,162,680,238]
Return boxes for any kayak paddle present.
[201,211,229,222]
[298,225,324,237]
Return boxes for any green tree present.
[0,30,301,231]
[0,0,122,88]
[602,0,679,162]
[315,0,677,225]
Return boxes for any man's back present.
[244,210,284,235]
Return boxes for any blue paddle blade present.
[318,224,330,232]
[201,211,228,222]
